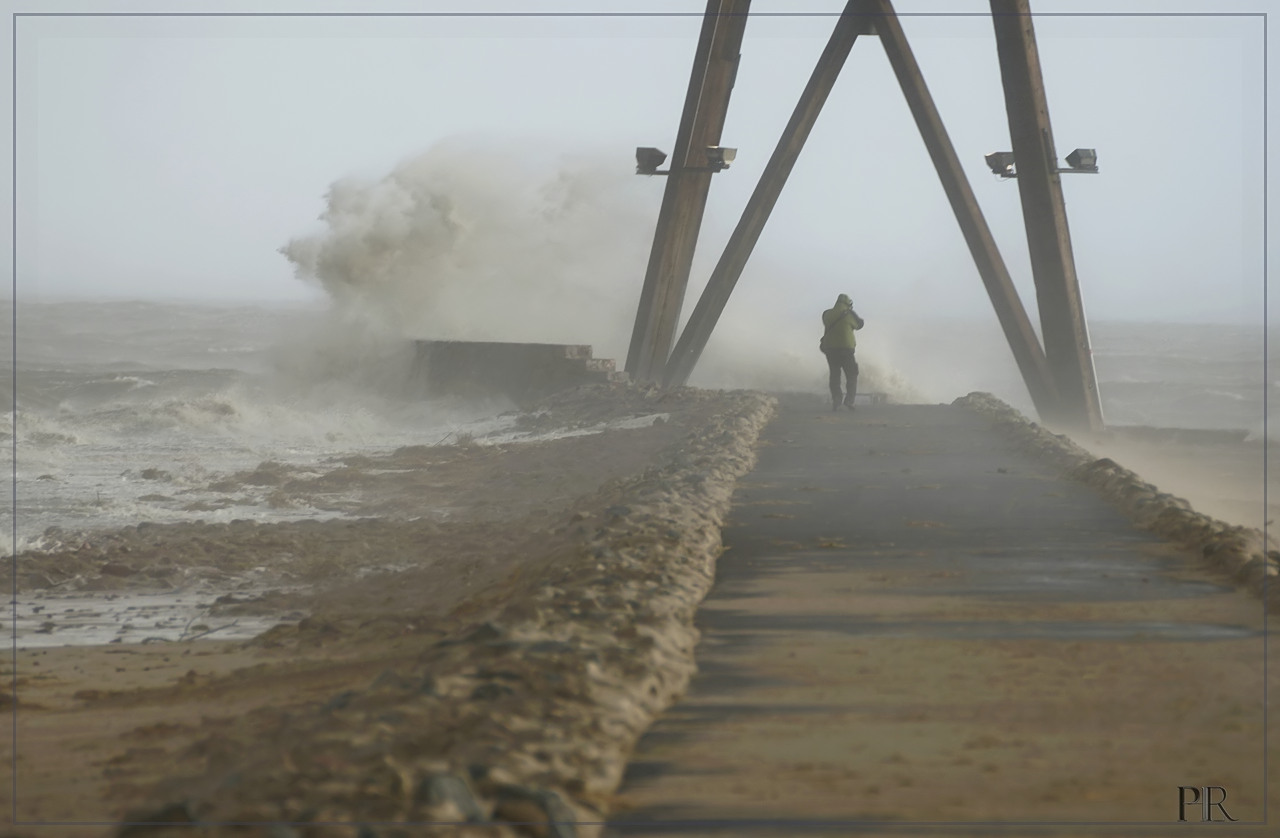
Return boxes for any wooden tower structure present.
[625,0,1104,431]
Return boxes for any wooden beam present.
[625,0,750,382]
[663,0,870,389]
[870,0,1060,420]
[625,0,719,380]
[990,0,1104,431]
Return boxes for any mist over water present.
[8,140,872,549]
[279,139,653,357]
[8,138,1272,550]
[4,299,517,552]
[275,139,937,400]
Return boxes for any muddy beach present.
[3,384,776,836]
[4,383,1277,836]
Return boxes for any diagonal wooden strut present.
[859,0,1060,418]
[625,0,751,383]
[665,0,1059,423]
[625,0,720,380]
[662,0,872,389]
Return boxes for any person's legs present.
[842,354,860,409]
[824,351,843,410]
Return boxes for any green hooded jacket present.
[820,293,864,350]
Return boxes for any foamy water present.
[3,298,1272,648]
[7,586,304,649]
[1,299,695,555]
[7,301,1270,552]
[2,300,527,551]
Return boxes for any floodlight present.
[706,146,737,171]
[984,151,1017,178]
[636,147,668,175]
[1065,148,1098,172]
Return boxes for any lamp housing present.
[1065,148,1098,172]
[984,151,1017,178]
[636,146,668,175]
[705,146,737,171]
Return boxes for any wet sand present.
[3,387,1275,836]
[2,384,775,835]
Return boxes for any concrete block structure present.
[413,340,627,404]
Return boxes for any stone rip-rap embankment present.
[115,389,778,838]
[955,391,1280,611]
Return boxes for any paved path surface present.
[606,397,1273,837]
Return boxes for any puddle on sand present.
[5,586,307,649]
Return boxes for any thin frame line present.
[1262,8,1270,828]
[6,10,1270,17]
[7,6,1269,834]
[9,10,17,830]
[15,823,1274,829]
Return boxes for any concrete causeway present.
[606,396,1274,837]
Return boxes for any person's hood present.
[836,293,852,308]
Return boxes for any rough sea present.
[2,299,1273,557]
[1,299,532,556]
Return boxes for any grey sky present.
[3,0,1272,327]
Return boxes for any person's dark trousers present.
[823,348,859,410]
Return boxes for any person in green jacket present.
[820,293,865,412]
